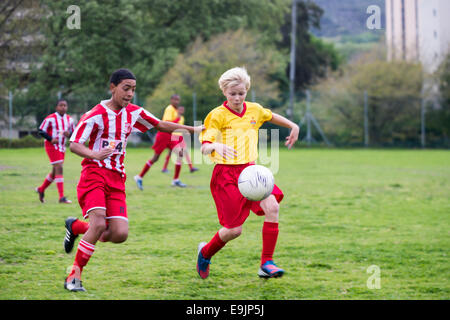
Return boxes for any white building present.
[386,0,450,73]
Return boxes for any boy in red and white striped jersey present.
[35,99,75,204]
[63,69,202,292]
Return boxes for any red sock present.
[201,232,226,259]
[39,173,54,192]
[173,163,181,180]
[162,153,170,170]
[68,239,95,279]
[261,222,279,265]
[139,160,153,177]
[72,219,89,235]
[55,175,64,198]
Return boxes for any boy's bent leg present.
[65,209,106,291]
[258,195,284,278]
[64,217,89,253]
[99,218,128,243]
[197,226,241,279]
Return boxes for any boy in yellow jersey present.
[197,67,299,279]
[135,94,188,188]
[161,106,199,174]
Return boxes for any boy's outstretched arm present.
[155,121,204,134]
[269,113,300,149]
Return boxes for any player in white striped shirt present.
[35,99,75,204]
[63,68,203,292]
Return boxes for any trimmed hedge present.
[0,135,44,148]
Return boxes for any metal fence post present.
[306,90,311,146]
[421,95,426,149]
[192,92,197,124]
[364,90,369,147]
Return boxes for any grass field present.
[0,147,449,300]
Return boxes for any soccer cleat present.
[59,197,72,204]
[171,179,186,188]
[196,242,211,279]
[35,187,45,203]
[134,175,143,190]
[64,217,79,253]
[64,277,86,292]
[190,167,199,173]
[258,260,285,279]
[161,169,169,173]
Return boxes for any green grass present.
[0,148,449,300]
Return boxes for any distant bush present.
[0,135,43,148]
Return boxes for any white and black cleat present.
[64,277,86,292]
[64,217,78,254]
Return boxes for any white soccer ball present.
[238,165,275,201]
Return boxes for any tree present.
[146,29,285,123]
[17,0,288,123]
[278,0,342,93]
[426,54,450,147]
[0,0,43,91]
[311,50,424,146]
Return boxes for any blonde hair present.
[218,67,251,91]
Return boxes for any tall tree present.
[311,51,424,146]
[147,29,285,123]
[0,0,43,91]
[22,0,287,122]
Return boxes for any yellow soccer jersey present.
[172,115,184,136]
[199,101,273,164]
[162,104,179,122]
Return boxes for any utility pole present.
[306,90,311,146]
[192,92,197,124]
[288,0,297,121]
[421,95,426,148]
[9,90,13,144]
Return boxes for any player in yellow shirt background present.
[196,67,299,279]
[161,105,199,174]
[134,94,188,188]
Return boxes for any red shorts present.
[76,166,128,221]
[152,132,183,154]
[210,163,284,229]
[44,141,65,164]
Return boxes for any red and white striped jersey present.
[70,100,160,175]
[39,112,75,152]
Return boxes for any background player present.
[134,94,189,189]
[63,69,201,292]
[197,67,299,280]
[35,99,74,204]
[161,105,199,174]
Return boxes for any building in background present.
[386,0,450,73]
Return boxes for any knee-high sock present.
[55,175,64,198]
[201,232,226,259]
[173,162,182,180]
[261,222,279,265]
[72,219,89,235]
[68,239,95,279]
[139,160,153,178]
[38,173,54,192]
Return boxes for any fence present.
[1,88,448,149]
